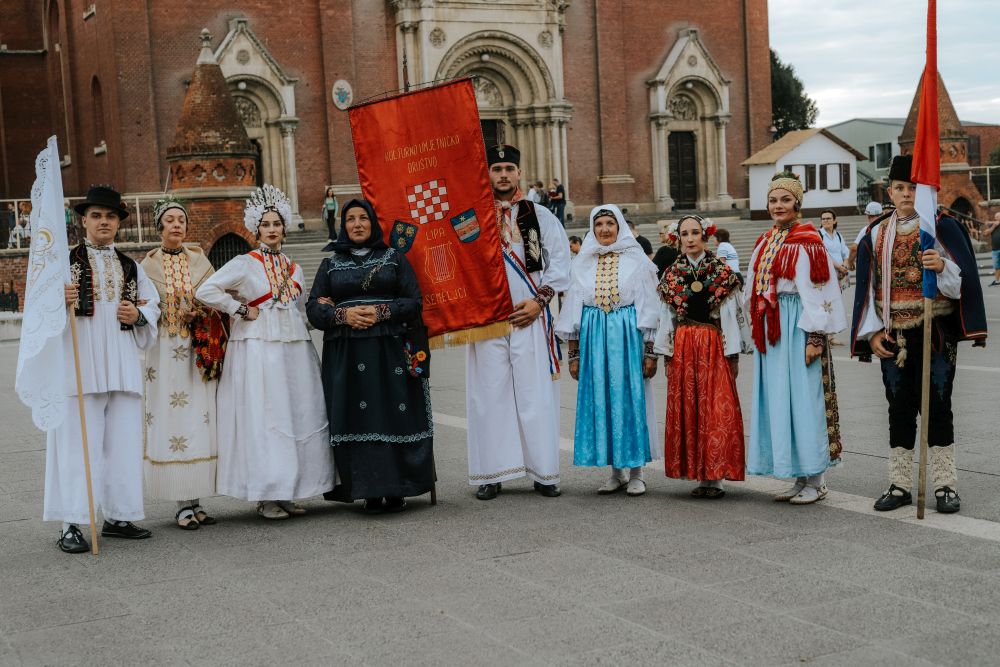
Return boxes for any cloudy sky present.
[769,0,1000,127]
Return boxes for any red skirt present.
[665,323,745,481]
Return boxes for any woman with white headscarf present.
[196,184,334,520]
[556,205,661,496]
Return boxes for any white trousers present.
[44,392,144,525]
[466,321,561,485]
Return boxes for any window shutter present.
[819,165,828,190]
[806,165,816,191]
[841,164,851,190]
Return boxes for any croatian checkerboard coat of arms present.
[406,179,450,224]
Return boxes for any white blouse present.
[743,239,847,336]
[66,245,160,396]
[195,252,310,343]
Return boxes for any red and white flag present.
[911,0,940,298]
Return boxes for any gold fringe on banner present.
[429,320,513,349]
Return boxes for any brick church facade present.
[0,0,771,228]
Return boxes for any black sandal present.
[690,486,708,498]
[703,487,726,500]
[175,507,200,531]
[191,504,216,525]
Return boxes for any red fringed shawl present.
[190,310,229,382]
[750,223,831,352]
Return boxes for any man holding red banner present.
[467,145,571,500]
[851,155,986,514]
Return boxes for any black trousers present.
[879,323,957,449]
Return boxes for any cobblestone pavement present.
[1,280,999,666]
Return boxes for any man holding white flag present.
[37,179,160,553]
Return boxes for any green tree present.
[988,143,1000,166]
[770,49,818,139]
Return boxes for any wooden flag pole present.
[916,298,933,519]
[68,309,99,554]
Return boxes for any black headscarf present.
[323,198,388,253]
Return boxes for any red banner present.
[349,79,512,344]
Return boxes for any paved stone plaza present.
[1,280,999,666]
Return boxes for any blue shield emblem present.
[390,220,418,253]
[450,208,480,243]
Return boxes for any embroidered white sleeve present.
[195,255,248,317]
[652,300,675,357]
[133,265,160,351]
[794,251,847,335]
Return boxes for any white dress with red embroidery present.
[196,249,334,501]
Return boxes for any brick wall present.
[563,0,770,207]
[1,0,770,211]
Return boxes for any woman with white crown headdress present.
[196,184,334,520]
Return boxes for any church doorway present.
[208,233,251,269]
[669,131,698,209]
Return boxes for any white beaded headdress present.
[244,184,293,234]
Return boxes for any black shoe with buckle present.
[874,484,912,511]
[533,481,562,498]
[101,520,152,539]
[935,486,961,514]
[475,483,501,500]
[57,525,90,554]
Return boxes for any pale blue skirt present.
[573,305,652,469]
[748,294,833,478]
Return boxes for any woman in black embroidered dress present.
[307,199,434,513]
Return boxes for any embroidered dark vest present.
[70,243,139,331]
[873,228,953,330]
[681,276,715,325]
[514,200,544,273]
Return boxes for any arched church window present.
[91,77,106,146]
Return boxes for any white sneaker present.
[774,479,807,502]
[256,501,290,520]
[597,475,627,494]
[788,485,827,505]
[626,478,647,496]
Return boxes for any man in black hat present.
[466,145,571,500]
[47,185,160,553]
[850,156,986,514]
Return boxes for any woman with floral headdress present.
[141,197,223,529]
[307,199,434,513]
[555,204,660,496]
[655,214,750,499]
[196,184,334,520]
[744,172,846,505]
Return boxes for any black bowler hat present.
[73,185,130,220]
[887,155,914,183]
[486,144,520,167]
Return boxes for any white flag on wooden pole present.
[15,136,71,431]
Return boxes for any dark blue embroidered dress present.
[307,201,434,502]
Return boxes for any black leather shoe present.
[383,497,408,513]
[475,483,501,500]
[935,486,961,514]
[57,525,90,554]
[363,498,384,514]
[533,481,562,498]
[101,520,152,539]
[874,485,912,511]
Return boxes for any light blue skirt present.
[573,305,652,469]
[748,294,833,478]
